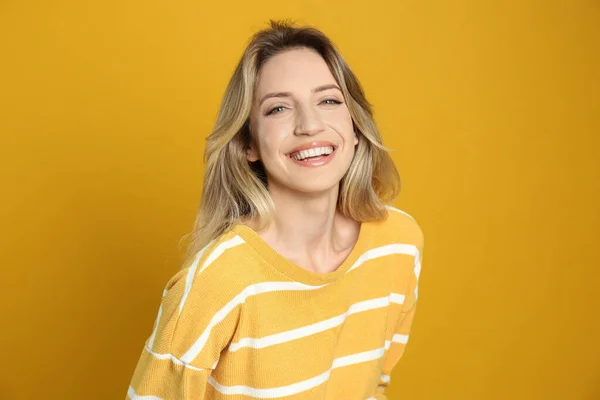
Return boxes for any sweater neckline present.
[230,220,372,286]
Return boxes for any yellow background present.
[1,1,598,399]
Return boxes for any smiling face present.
[247,47,358,196]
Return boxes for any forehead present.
[255,47,336,93]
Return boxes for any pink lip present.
[286,140,338,168]
[286,141,337,156]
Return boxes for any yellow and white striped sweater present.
[126,206,424,400]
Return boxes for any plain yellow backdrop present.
[1,1,599,399]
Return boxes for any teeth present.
[292,146,334,161]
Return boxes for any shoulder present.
[380,205,424,250]
[170,228,256,295]
[159,229,256,332]
[154,228,258,329]
[147,229,256,366]
[180,229,245,273]
[160,231,238,311]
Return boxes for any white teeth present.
[292,146,334,161]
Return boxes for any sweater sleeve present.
[374,232,424,399]
[126,263,240,399]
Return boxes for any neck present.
[251,183,359,272]
[272,185,340,250]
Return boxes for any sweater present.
[126,206,424,400]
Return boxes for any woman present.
[126,19,424,400]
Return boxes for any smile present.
[286,141,338,167]
[290,146,334,161]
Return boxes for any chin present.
[266,160,353,196]
[284,175,345,196]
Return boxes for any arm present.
[127,347,212,399]
[126,264,238,399]
[373,303,418,399]
[375,238,423,399]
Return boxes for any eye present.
[265,106,286,116]
[321,99,343,105]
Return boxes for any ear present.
[246,121,260,162]
[353,128,359,146]
[247,144,260,162]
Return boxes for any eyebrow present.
[258,84,342,106]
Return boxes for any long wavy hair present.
[180,19,401,266]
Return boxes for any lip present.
[286,141,337,156]
[286,140,338,168]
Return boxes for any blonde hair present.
[180,19,401,265]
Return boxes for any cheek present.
[326,108,354,137]
[255,124,286,158]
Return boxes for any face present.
[247,47,358,196]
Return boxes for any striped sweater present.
[126,206,424,400]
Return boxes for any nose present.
[294,104,325,136]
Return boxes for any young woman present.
[126,20,424,400]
